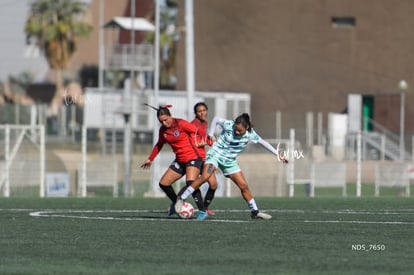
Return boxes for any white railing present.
[105,44,154,71]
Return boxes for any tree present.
[145,0,179,89]
[24,0,92,114]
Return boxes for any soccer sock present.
[180,186,195,200]
[192,188,206,212]
[159,183,177,203]
[204,187,217,209]
[184,180,205,211]
[247,198,259,212]
[177,185,187,197]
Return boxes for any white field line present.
[304,220,414,225]
[28,210,250,223]
[2,208,414,214]
[2,208,414,224]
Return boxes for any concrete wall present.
[175,0,414,138]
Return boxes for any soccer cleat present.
[251,210,272,220]
[196,210,208,221]
[174,198,184,214]
[205,209,215,215]
[167,202,176,216]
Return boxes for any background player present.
[191,102,218,215]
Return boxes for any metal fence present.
[1,102,413,198]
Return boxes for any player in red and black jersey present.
[190,102,218,216]
[140,105,213,219]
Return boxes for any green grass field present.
[1,197,414,275]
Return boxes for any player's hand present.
[203,135,215,146]
[279,155,288,164]
[195,136,215,147]
[141,160,152,169]
[195,138,207,147]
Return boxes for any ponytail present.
[143,103,172,117]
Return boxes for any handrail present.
[364,116,400,144]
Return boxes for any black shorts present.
[169,158,203,175]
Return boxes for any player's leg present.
[180,163,216,200]
[204,173,218,215]
[228,171,272,220]
[184,158,206,213]
[159,168,183,202]
[160,161,185,216]
[185,183,204,211]
[175,162,216,216]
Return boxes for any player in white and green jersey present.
[206,116,262,176]
[176,113,288,220]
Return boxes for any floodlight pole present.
[123,0,136,197]
[356,131,362,197]
[154,0,160,107]
[288,129,295,197]
[399,80,407,162]
[147,0,162,197]
[123,79,132,197]
[185,0,195,120]
[98,0,107,156]
[98,0,104,90]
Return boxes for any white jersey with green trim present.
[207,117,260,162]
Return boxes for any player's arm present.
[141,130,165,169]
[208,116,226,136]
[257,137,288,164]
[182,120,213,146]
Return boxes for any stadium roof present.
[104,17,155,31]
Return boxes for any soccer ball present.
[178,201,195,219]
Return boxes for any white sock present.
[181,186,195,200]
[247,198,258,212]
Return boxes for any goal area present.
[375,162,410,196]
[0,125,45,197]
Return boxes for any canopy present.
[104,17,155,31]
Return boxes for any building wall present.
[68,0,130,73]
[68,0,153,74]
[175,0,414,138]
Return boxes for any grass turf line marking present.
[304,220,414,225]
[3,208,414,214]
[2,208,414,224]
[29,210,250,223]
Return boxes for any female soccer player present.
[140,105,212,219]
[175,113,288,220]
[190,102,218,216]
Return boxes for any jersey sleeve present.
[180,119,199,133]
[180,119,213,146]
[249,129,280,156]
[147,128,165,161]
[257,137,279,156]
[248,129,261,143]
[208,117,226,136]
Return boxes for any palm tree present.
[24,0,92,113]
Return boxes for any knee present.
[159,182,167,188]
[208,180,218,190]
[238,182,249,192]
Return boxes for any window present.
[331,16,356,28]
